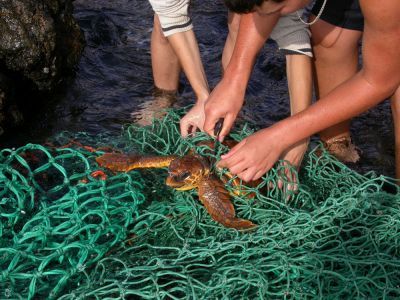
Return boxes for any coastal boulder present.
[0,0,84,136]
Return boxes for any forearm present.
[223,11,280,91]
[280,0,400,149]
[168,30,209,102]
[277,73,398,149]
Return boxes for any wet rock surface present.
[0,0,84,136]
[0,73,23,136]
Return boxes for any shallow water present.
[2,0,396,177]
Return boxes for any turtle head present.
[166,155,210,190]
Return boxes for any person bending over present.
[201,0,399,182]
[150,0,315,186]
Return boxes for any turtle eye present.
[174,171,191,181]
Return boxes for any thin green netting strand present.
[1,108,400,299]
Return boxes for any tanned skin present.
[211,0,400,182]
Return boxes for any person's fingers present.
[283,163,299,190]
[286,170,299,193]
[286,182,299,193]
[203,112,220,136]
[189,125,197,135]
[219,114,235,142]
[277,165,290,190]
[277,178,283,190]
[283,174,299,203]
[268,179,277,189]
[180,119,190,137]
[252,169,266,181]
[197,122,205,132]
[237,167,258,182]
[228,159,248,175]
[221,139,246,159]
[217,149,245,170]
[273,164,300,203]
[196,110,206,132]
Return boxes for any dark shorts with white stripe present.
[311,0,364,32]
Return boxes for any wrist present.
[266,121,296,151]
[223,66,250,94]
[196,92,209,104]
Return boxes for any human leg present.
[263,11,313,193]
[136,15,180,126]
[311,18,362,162]
[270,11,313,169]
[272,54,313,194]
[390,86,400,181]
[281,54,312,168]
[220,11,314,171]
[151,14,181,91]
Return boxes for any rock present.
[0,0,84,136]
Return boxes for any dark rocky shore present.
[0,0,84,136]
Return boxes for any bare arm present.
[223,11,280,90]
[203,11,281,139]
[148,0,210,136]
[218,0,400,182]
[171,29,210,136]
[148,0,209,102]
[276,0,400,150]
[167,30,209,102]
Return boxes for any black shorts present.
[311,0,364,31]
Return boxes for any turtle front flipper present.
[198,175,256,230]
[96,153,178,172]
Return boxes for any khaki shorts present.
[150,0,312,57]
[149,0,193,37]
[271,10,313,57]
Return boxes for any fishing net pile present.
[1,109,399,299]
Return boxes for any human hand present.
[274,138,309,194]
[203,79,245,141]
[217,127,285,182]
[180,102,206,137]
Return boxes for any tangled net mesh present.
[1,109,399,299]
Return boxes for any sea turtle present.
[96,142,256,230]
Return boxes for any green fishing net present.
[1,109,399,299]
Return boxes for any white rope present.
[296,0,327,26]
